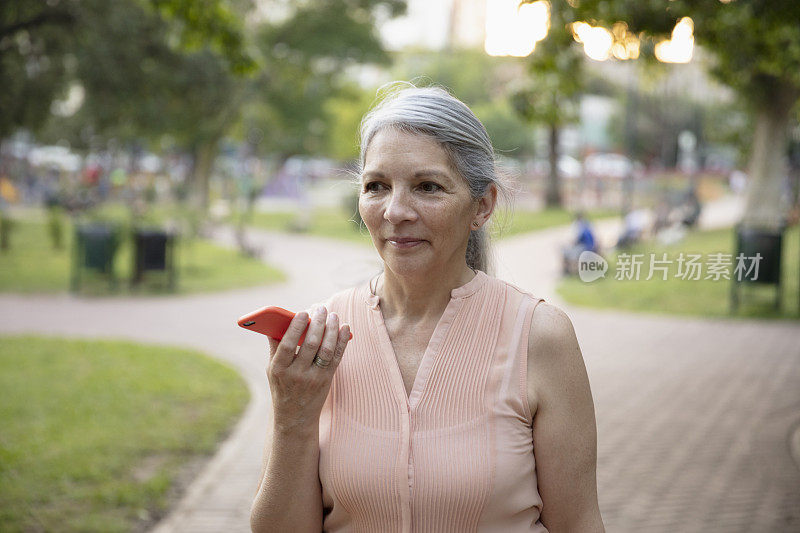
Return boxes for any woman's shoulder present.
[490,276,545,302]
[526,300,584,394]
[487,277,577,369]
[529,301,574,343]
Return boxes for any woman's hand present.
[266,306,351,435]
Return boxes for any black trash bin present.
[71,223,120,292]
[131,228,176,290]
[729,223,784,312]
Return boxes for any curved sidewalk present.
[0,229,382,532]
[495,194,800,531]
[0,195,798,532]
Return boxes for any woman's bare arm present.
[250,305,350,532]
[527,303,604,533]
[250,422,322,533]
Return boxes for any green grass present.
[557,225,800,320]
[0,213,286,295]
[496,207,619,238]
[0,335,249,532]
[242,205,619,244]
[243,206,372,244]
[166,236,285,294]
[0,215,71,292]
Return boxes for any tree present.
[510,1,586,208]
[5,0,407,221]
[0,0,252,140]
[572,0,800,230]
[246,0,405,161]
[228,0,405,245]
[30,0,253,218]
[323,83,380,161]
[170,0,406,215]
[389,48,538,157]
[0,1,74,138]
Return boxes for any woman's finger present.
[266,337,280,378]
[295,306,328,366]
[271,310,309,370]
[328,324,351,370]
[310,311,340,369]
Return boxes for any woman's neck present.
[374,264,477,323]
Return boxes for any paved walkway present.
[1,194,798,532]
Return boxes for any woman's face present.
[358,128,482,276]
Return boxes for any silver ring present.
[312,355,331,368]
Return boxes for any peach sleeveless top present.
[317,270,548,532]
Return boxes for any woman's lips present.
[387,239,424,249]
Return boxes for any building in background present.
[447,0,487,49]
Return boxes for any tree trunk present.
[0,212,11,251]
[742,87,798,230]
[190,137,221,216]
[546,123,562,208]
[234,154,291,256]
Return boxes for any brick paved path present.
[1,195,798,532]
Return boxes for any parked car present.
[527,155,583,180]
[28,145,82,172]
[583,153,633,180]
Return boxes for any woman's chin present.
[381,257,430,275]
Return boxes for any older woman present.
[251,84,603,532]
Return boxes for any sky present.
[377,0,454,51]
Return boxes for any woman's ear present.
[475,183,498,225]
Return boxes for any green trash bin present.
[71,223,121,292]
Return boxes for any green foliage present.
[4,0,409,211]
[391,48,502,106]
[0,0,253,140]
[259,0,395,69]
[388,49,538,156]
[37,0,243,149]
[510,1,585,127]
[243,0,406,160]
[0,335,249,531]
[472,98,538,157]
[572,0,800,105]
[0,0,74,138]
[571,0,800,230]
[323,84,379,161]
[603,81,749,164]
[148,0,256,74]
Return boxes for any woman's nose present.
[383,189,417,224]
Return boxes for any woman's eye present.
[363,181,440,193]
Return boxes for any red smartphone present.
[237,305,352,345]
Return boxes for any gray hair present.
[350,81,518,276]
